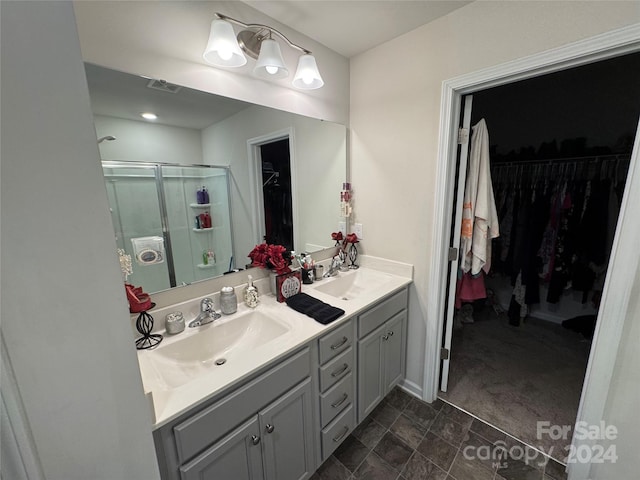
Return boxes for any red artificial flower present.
[331,231,344,241]
[345,233,359,244]
[248,243,291,274]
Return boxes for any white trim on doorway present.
[424,23,640,480]
[246,127,299,248]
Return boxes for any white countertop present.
[136,257,413,429]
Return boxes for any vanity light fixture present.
[203,13,324,90]
[141,112,158,120]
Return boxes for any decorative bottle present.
[243,275,259,308]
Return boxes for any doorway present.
[247,128,299,252]
[425,25,640,479]
[260,138,294,250]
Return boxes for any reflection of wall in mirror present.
[202,104,345,264]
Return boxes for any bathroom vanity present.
[141,260,412,480]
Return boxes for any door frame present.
[424,24,640,479]
[247,127,299,248]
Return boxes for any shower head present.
[97,135,116,144]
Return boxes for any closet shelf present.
[197,263,216,269]
[190,203,211,208]
[192,227,214,233]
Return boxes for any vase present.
[348,243,359,269]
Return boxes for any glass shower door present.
[102,163,172,293]
[161,165,234,285]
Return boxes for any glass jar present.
[220,286,238,315]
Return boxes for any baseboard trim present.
[398,379,422,400]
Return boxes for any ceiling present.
[85,64,252,130]
[244,0,471,58]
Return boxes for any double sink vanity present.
[137,257,412,480]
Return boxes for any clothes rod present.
[492,153,629,167]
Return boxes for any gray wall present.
[1,2,159,479]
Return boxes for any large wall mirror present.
[86,63,347,294]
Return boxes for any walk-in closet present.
[440,52,640,463]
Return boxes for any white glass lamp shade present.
[292,54,324,89]
[203,19,247,67]
[253,39,289,79]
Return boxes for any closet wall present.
[471,52,640,324]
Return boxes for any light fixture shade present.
[203,19,247,67]
[292,54,324,89]
[253,39,289,79]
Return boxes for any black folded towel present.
[285,293,345,325]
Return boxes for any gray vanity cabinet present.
[259,379,315,480]
[357,289,408,422]
[154,347,315,480]
[179,417,264,480]
[316,319,357,461]
[180,379,314,480]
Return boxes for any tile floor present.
[311,387,569,480]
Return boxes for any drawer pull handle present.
[388,331,394,336]
[266,424,275,434]
[330,336,349,350]
[331,393,349,408]
[382,335,389,341]
[333,426,349,443]
[251,435,260,445]
[331,363,349,377]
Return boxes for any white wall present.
[73,1,350,125]
[95,115,204,164]
[1,2,159,479]
[202,105,345,265]
[349,1,640,395]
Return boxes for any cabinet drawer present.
[358,288,407,338]
[321,404,355,460]
[319,346,354,393]
[319,372,354,428]
[318,320,354,365]
[174,347,310,464]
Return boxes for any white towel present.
[460,119,500,275]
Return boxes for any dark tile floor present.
[311,387,569,480]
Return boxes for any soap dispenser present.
[244,275,259,308]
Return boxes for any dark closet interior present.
[442,52,640,463]
[471,51,640,330]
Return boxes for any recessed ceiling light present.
[141,112,158,120]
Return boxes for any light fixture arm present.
[215,12,312,55]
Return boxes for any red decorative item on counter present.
[248,243,292,275]
[272,270,302,303]
[125,283,153,313]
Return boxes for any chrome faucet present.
[323,255,343,278]
[188,297,221,327]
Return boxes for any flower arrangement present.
[331,232,359,250]
[248,243,292,275]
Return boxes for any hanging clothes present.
[460,118,500,276]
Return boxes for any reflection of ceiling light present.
[141,112,158,120]
[203,13,324,90]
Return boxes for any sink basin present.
[314,269,394,300]
[138,310,289,389]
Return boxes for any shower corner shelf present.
[193,227,214,233]
[197,263,216,269]
[190,203,211,208]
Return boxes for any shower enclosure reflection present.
[103,161,233,293]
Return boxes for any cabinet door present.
[260,378,315,480]
[357,323,385,422]
[179,417,264,480]
[383,311,407,393]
